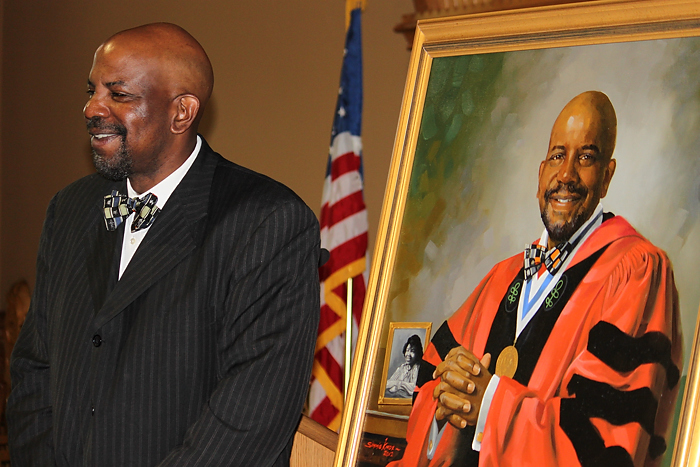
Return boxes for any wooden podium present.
[291,415,338,467]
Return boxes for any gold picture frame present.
[336,1,700,466]
[378,322,432,407]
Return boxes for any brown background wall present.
[0,0,413,295]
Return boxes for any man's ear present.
[171,94,200,134]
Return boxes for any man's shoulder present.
[578,215,671,271]
[481,252,524,284]
[590,215,659,253]
[495,250,525,270]
[208,150,314,219]
[214,156,300,198]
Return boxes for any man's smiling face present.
[83,39,173,182]
[536,92,617,247]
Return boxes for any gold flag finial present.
[345,0,366,31]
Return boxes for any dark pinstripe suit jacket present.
[7,138,321,466]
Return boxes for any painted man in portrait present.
[393,91,682,466]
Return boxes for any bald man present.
[393,91,681,467]
[7,23,321,466]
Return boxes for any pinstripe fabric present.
[7,138,321,466]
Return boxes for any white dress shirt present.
[118,136,202,279]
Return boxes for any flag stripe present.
[317,303,342,334]
[312,359,343,415]
[316,314,348,352]
[321,257,366,302]
[319,235,368,281]
[329,131,362,164]
[320,170,364,211]
[331,151,362,180]
[320,210,368,252]
[316,346,344,390]
[320,191,366,230]
[309,378,330,412]
[309,389,340,429]
[351,275,366,322]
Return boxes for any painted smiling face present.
[537,91,617,248]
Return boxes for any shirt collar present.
[127,135,202,209]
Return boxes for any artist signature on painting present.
[364,438,403,457]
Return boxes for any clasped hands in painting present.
[433,347,493,429]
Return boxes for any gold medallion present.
[495,345,518,378]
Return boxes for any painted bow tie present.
[523,241,573,280]
[103,190,161,232]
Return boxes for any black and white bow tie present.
[103,190,160,232]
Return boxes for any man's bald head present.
[85,23,214,193]
[102,23,214,118]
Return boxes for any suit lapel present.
[87,180,125,313]
[93,140,220,329]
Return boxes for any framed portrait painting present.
[336,1,700,466]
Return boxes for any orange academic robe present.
[392,216,682,467]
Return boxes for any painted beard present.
[540,181,590,244]
[87,117,132,181]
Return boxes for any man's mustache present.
[86,117,127,136]
[544,182,587,200]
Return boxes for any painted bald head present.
[553,91,617,159]
[536,91,618,247]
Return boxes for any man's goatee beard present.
[87,116,132,181]
[541,181,589,244]
[93,145,133,181]
[541,208,590,245]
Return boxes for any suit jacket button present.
[92,335,102,347]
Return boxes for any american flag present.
[309,4,368,431]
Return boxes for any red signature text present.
[364,438,403,458]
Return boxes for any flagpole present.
[345,277,353,398]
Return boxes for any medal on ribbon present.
[495,344,518,378]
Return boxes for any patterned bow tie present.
[103,190,161,232]
[523,241,573,280]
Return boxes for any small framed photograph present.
[378,322,432,405]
